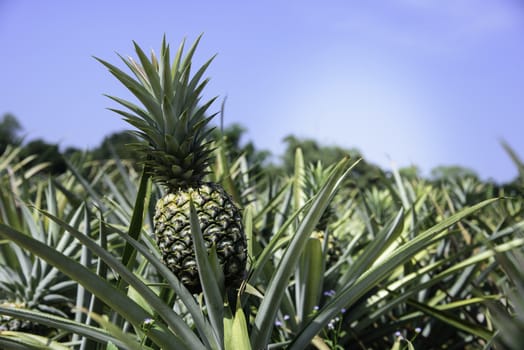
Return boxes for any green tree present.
[430,165,478,181]
[213,123,272,179]
[0,113,23,154]
[90,131,141,161]
[281,135,350,172]
[20,139,66,174]
[281,135,384,186]
[399,165,421,179]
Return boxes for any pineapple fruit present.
[97,36,247,294]
[0,303,50,336]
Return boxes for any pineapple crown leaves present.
[95,35,218,187]
[303,162,338,230]
[304,161,335,195]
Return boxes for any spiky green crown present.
[305,162,337,231]
[96,35,217,189]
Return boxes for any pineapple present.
[0,303,50,336]
[97,36,247,294]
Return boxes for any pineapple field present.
[1,37,523,350]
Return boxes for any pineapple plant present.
[304,161,343,269]
[0,227,78,337]
[295,159,343,270]
[97,36,247,294]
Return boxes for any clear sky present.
[1,0,523,182]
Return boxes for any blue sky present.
[1,1,523,182]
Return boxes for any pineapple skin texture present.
[154,182,247,294]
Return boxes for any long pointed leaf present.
[289,197,499,349]
[251,157,355,348]
[31,209,205,350]
[189,201,224,348]
[0,223,179,349]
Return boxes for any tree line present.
[1,113,521,189]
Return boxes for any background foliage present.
[0,111,523,349]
